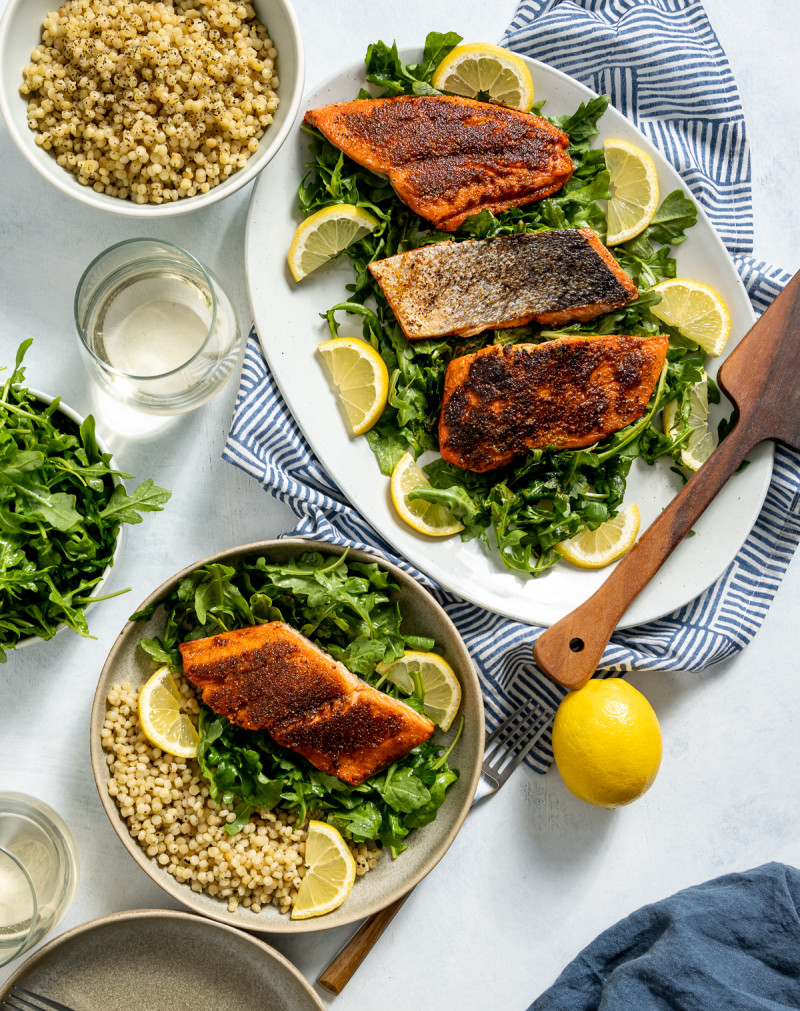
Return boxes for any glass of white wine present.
[74,238,241,416]
[0,793,79,968]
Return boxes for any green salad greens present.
[0,340,171,661]
[297,31,716,575]
[132,550,462,855]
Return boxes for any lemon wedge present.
[291,820,356,919]
[138,666,199,759]
[431,42,534,112]
[604,138,660,245]
[390,452,464,537]
[318,336,389,436]
[663,375,715,472]
[376,650,462,731]
[287,204,379,282]
[556,503,641,569]
[649,278,732,357]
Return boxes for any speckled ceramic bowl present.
[0,909,326,1009]
[90,539,484,933]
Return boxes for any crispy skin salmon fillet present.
[439,335,669,472]
[368,229,638,340]
[179,622,434,786]
[303,95,573,231]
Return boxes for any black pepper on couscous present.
[102,678,381,915]
[20,0,280,203]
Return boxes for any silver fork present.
[2,988,78,1011]
[317,697,556,994]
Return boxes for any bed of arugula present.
[0,340,170,661]
[299,31,718,576]
[133,550,463,855]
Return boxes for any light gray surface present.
[0,2,799,1009]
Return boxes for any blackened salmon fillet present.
[303,95,573,231]
[439,335,669,472]
[179,622,435,786]
[368,229,639,340]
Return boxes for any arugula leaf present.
[623,190,698,260]
[550,94,611,148]
[0,341,171,660]
[99,478,172,524]
[364,31,462,96]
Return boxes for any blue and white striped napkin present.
[224,0,799,772]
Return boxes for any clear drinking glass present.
[0,793,80,967]
[74,238,241,415]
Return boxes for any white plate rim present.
[243,50,773,629]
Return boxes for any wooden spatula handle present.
[533,417,759,690]
[317,892,410,994]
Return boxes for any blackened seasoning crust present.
[179,622,434,785]
[303,95,574,231]
[438,335,669,472]
[368,229,639,339]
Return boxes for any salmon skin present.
[179,622,435,786]
[368,229,639,340]
[439,335,669,473]
[303,95,573,231]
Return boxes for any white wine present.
[0,794,79,967]
[87,271,212,381]
[0,847,36,952]
[75,239,241,416]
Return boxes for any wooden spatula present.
[534,269,800,689]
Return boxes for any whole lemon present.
[552,678,662,808]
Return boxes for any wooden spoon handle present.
[533,417,759,690]
[317,891,411,994]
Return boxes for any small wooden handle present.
[533,418,758,690]
[317,891,411,994]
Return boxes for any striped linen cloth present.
[223,0,798,772]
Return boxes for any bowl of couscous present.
[0,0,304,215]
[90,538,485,933]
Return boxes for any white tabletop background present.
[1,1,799,1008]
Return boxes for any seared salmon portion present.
[303,95,573,231]
[368,229,638,340]
[439,335,669,472]
[179,622,435,786]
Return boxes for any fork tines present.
[483,698,553,785]
[3,988,77,1011]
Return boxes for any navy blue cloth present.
[528,863,800,1010]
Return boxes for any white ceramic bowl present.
[12,389,125,651]
[0,0,304,217]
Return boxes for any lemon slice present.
[556,503,641,569]
[318,336,389,436]
[291,820,356,919]
[604,139,660,245]
[431,42,535,112]
[390,452,464,537]
[649,278,732,357]
[663,375,715,472]
[287,204,379,282]
[138,666,199,759]
[376,650,462,731]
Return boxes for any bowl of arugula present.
[1,340,171,660]
[90,539,484,931]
